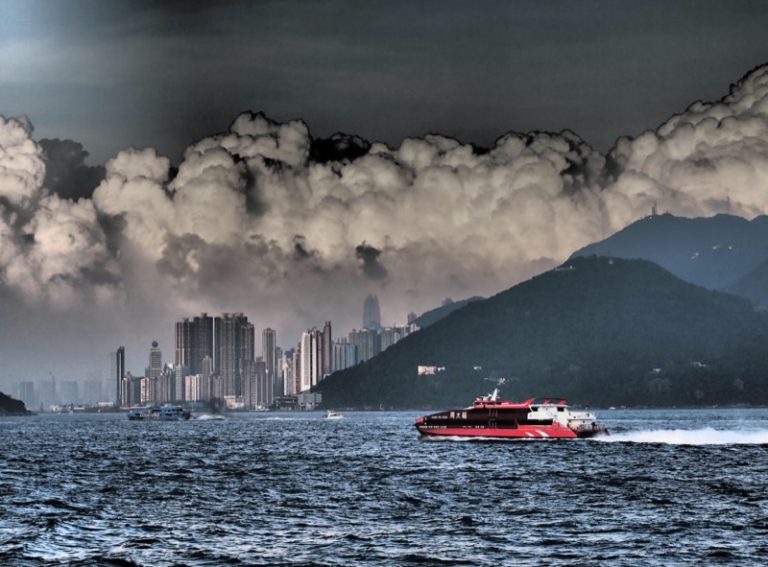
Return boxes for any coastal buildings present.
[17,295,420,412]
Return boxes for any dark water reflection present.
[1,409,768,566]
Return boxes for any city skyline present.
[9,294,417,409]
[3,2,768,385]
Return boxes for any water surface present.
[1,408,767,566]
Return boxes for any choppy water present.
[1,408,768,566]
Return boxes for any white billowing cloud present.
[170,147,248,246]
[105,146,170,182]
[79,110,609,335]
[606,64,768,223]
[0,115,46,208]
[4,64,768,375]
[0,118,120,309]
[1,194,120,308]
[93,148,174,262]
[0,211,21,268]
[20,195,121,307]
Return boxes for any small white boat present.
[324,410,343,420]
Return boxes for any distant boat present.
[127,404,191,421]
[324,410,343,421]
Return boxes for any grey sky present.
[2,0,767,164]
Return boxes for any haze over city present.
[2,0,768,385]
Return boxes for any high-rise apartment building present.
[292,346,302,395]
[82,380,102,405]
[363,294,381,330]
[297,324,335,393]
[174,364,188,402]
[217,313,254,397]
[17,381,36,410]
[60,381,79,404]
[262,327,277,403]
[113,346,125,406]
[321,321,332,377]
[280,349,294,396]
[333,338,358,371]
[349,328,378,362]
[175,313,215,375]
[299,331,313,392]
[149,341,162,379]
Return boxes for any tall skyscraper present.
[349,328,379,362]
[298,326,332,388]
[175,319,192,369]
[60,381,79,404]
[292,346,302,395]
[18,381,36,410]
[113,346,125,406]
[175,313,215,375]
[321,321,332,377]
[149,341,162,379]
[82,380,102,405]
[363,294,381,330]
[310,330,321,387]
[174,364,187,402]
[262,327,277,403]
[333,338,357,371]
[217,313,254,397]
[299,331,312,392]
[255,357,268,407]
[281,349,294,397]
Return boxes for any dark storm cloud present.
[3,1,768,164]
[309,133,372,164]
[293,236,312,261]
[39,139,105,200]
[355,243,388,281]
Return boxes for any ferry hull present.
[415,425,604,439]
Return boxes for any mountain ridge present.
[317,256,768,408]
[571,213,768,291]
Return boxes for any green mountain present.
[414,296,484,328]
[727,257,768,308]
[317,256,768,408]
[571,213,768,290]
[0,391,30,416]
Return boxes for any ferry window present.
[558,407,564,412]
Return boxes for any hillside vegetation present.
[318,257,768,408]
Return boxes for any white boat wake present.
[597,427,768,445]
[196,414,225,421]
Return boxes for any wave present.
[195,414,225,421]
[597,428,768,445]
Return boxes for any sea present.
[1,408,767,566]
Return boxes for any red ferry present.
[414,389,608,439]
